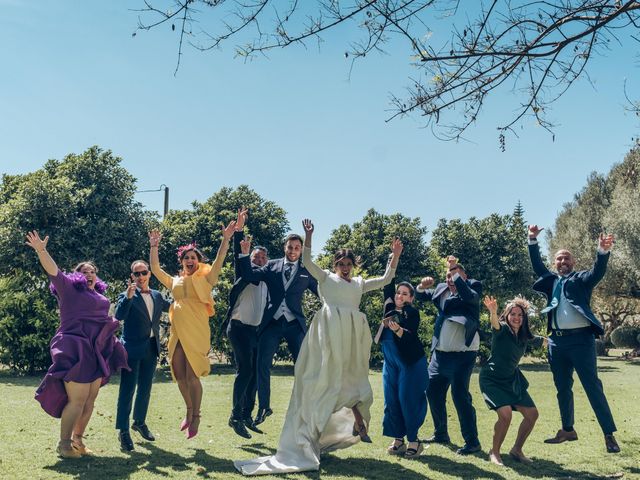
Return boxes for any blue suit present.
[529,241,616,434]
[238,254,318,409]
[415,275,482,447]
[114,288,170,431]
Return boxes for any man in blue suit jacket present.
[114,260,171,451]
[528,225,619,453]
[415,257,482,455]
[238,233,318,426]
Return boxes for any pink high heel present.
[187,412,200,439]
[180,408,192,432]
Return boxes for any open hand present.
[25,230,48,252]
[302,219,314,235]
[222,220,237,241]
[235,207,248,231]
[391,237,403,257]
[599,232,615,252]
[483,295,498,314]
[149,229,162,247]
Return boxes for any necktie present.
[541,277,565,329]
[140,290,151,294]
[284,263,293,282]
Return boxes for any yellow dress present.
[155,259,224,379]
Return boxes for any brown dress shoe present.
[544,429,578,444]
[605,434,620,453]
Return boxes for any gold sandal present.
[57,440,81,459]
[71,434,94,456]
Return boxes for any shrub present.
[595,339,608,357]
[0,273,59,374]
[610,326,640,349]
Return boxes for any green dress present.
[479,323,535,410]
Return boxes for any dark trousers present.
[381,341,428,442]
[116,338,158,430]
[548,331,616,434]
[256,316,305,409]
[427,350,479,446]
[228,320,259,420]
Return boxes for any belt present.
[550,326,592,337]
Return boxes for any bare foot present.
[489,449,504,466]
[509,448,533,463]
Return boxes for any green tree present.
[548,147,640,337]
[0,146,152,372]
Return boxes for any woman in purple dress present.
[26,231,129,459]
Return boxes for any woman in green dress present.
[480,296,539,466]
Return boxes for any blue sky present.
[1,1,638,256]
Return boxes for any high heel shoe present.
[56,440,81,459]
[352,422,372,443]
[71,434,94,456]
[180,408,193,432]
[187,412,200,439]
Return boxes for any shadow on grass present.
[502,456,629,480]
[42,443,237,479]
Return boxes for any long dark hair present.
[499,296,534,341]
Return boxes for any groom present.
[238,233,318,427]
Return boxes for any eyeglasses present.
[132,271,149,277]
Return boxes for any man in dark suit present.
[238,232,319,427]
[114,260,171,451]
[415,256,482,455]
[225,210,270,439]
[528,225,620,453]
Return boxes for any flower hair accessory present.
[177,242,198,261]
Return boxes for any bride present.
[234,219,403,475]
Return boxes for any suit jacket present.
[529,241,608,336]
[223,231,265,334]
[415,275,482,347]
[238,254,319,336]
[115,288,171,360]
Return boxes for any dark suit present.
[415,274,482,446]
[114,288,170,431]
[529,241,616,434]
[238,254,318,409]
[225,231,266,421]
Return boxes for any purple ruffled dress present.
[35,270,129,418]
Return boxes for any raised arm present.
[149,229,173,289]
[483,295,500,331]
[582,233,613,288]
[232,208,248,281]
[362,237,403,293]
[206,219,237,285]
[25,230,58,277]
[301,219,328,282]
[527,224,551,277]
[453,275,481,305]
[415,276,435,302]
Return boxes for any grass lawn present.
[1,354,639,480]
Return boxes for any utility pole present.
[136,184,170,218]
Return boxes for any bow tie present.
[140,290,151,294]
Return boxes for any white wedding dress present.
[234,246,395,475]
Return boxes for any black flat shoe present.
[254,408,273,426]
[605,434,620,453]
[228,417,252,439]
[132,423,155,441]
[456,443,482,455]
[423,434,451,444]
[119,430,134,452]
[244,418,264,434]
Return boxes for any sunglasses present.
[132,270,149,277]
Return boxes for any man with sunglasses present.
[114,260,171,451]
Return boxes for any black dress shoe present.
[254,408,273,426]
[423,434,451,444]
[244,418,264,434]
[132,423,155,441]
[228,417,252,439]
[456,443,482,455]
[119,430,134,451]
[605,434,620,453]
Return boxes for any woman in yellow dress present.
[149,219,236,439]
